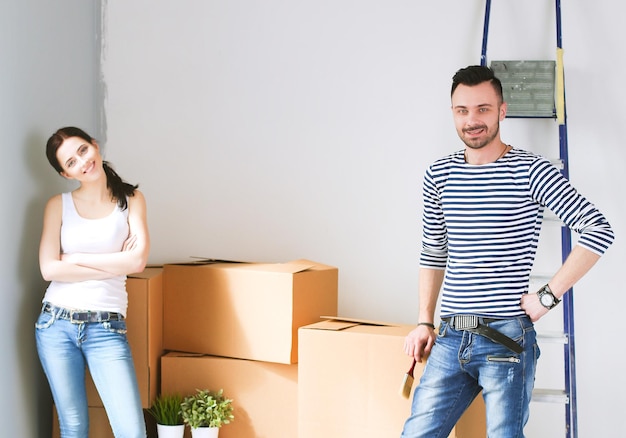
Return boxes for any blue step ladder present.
[480,1,577,437]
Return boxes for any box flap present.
[163,351,204,359]
[320,316,400,327]
[233,261,315,274]
[181,259,315,274]
[306,320,361,331]
[302,316,400,332]
[128,267,163,280]
[290,259,337,271]
[168,258,249,266]
[164,258,334,274]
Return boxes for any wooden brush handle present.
[408,358,417,377]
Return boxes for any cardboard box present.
[298,317,486,438]
[163,259,338,364]
[161,352,298,438]
[86,268,164,408]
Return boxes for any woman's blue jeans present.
[401,316,540,438]
[35,305,146,438]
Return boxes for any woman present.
[36,127,149,438]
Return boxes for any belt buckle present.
[454,315,479,330]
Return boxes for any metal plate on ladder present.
[532,388,570,404]
[491,60,556,118]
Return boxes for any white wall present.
[101,1,622,436]
[1,1,102,436]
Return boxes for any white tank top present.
[42,192,130,316]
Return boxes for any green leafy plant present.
[147,393,184,425]
[180,389,234,429]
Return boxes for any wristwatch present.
[537,284,560,310]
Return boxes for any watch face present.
[540,293,554,306]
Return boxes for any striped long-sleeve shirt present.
[420,148,614,318]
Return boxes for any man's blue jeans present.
[401,316,539,438]
[35,305,146,438]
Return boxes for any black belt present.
[442,315,523,354]
[42,303,124,324]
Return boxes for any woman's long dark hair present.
[46,127,137,210]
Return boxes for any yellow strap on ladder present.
[556,48,565,124]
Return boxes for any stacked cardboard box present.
[162,259,339,364]
[161,352,299,438]
[298,317,486,438]
[160,259,339,438]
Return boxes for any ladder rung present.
[529,274,551,283]
[536,331,568,344]
[543,211,563,223]
[506,114,556,119]
[550,158,565,170]
[532,388,570,404]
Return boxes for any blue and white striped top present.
[420,148,614,318]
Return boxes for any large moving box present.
[298,318,486,438]
[163,259,338,364]
[86,268,164,408]
[161,352,298,438]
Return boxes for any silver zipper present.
[487,356,520,363]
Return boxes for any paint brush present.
[399,358,416,399]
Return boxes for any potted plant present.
[147,393,185,438]
[180,389,234,438]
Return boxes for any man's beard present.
[461,123,500,150]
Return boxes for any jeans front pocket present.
[35,311,56,330]
[488,317,525,344]
[438,320,449,338]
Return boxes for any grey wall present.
[1,1,101,436]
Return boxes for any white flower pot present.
[156,424,185,438]
[190,426,219,438]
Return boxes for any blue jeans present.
[401,316,540,438]
[35,304,146,438]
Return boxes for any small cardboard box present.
[86,268,164,408]
[161,352,298,438]
[163,259,338,364]
[298,317,486,438]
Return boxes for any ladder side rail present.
[480,0,492,66]
[558,77,578,438]
[555,0,577,436]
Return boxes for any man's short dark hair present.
[451,65,504,103]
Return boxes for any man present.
[400,65,614,437]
